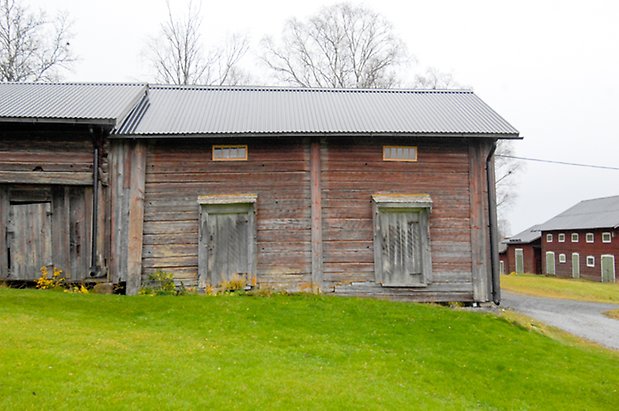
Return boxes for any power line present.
[496,155,619,171]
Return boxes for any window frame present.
[558,233,565,243]
[571,233,579,243]
[602,232,612,243]
[382,145,418,162]
[212,145,248,161]
[559,253,566,263]
[546,233,553,243]
[586,256,595,267]
[586,233,594,243]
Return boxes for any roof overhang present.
[0,117,117,126]
[109,131,521,139]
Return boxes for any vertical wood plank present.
[469,141,491,302]
[310,138,323,291]
[126,141,147,295]
[0,186,8,278]
[197,207,208,288]
[51,187,71,276]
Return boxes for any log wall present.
[323,137,484,301]
[138,136,494,301]
[141,138,312,289]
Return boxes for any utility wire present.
[496,155,619,171]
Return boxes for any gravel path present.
[500,290,619,350]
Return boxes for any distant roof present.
[504,224,542,245]
[0,82,147,127]
[116,85,520,137]
[541,195,619,231]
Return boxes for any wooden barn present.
[499,225,542,275]
[0,83,520,303]
[540,195,618,282]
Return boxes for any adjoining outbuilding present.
[0,83,520,302]
[499,224,542,275]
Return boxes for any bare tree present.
[412,67,458,89]
[149,1,249,86]
[262,3,407,88]
[495,139,523,212]
[0,0,74,82]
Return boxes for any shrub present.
[139,270,177,296]
[35,266,65,290]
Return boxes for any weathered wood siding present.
[0,128,104,281]
[108,140,146,294]
[141,138,312,288]
[323,137,490,301]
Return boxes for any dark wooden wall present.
[140,138,312,289]
[0,128,103,281]
[322,137,488,301]
[136,136,494,301]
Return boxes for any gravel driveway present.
[500,291,619,350]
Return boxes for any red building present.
[499,225,542,274]
[540,196,619,282]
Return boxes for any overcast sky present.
[28,0,619,235]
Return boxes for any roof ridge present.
[1,82,147,87]
[148,84,474,94]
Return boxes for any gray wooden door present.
[545,251,555,275]
[571,253,580,279]
[378,210,424,286]
[515,248,524,274]
[7,202,52,279]
[601,255,615,283]
[204,204,255,286]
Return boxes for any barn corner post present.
[469,139,495,303]
[310,137,324,292]
[126,140,147,295]
[0,185,8,278]
[109,139,147,295]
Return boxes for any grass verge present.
[0,288,618,410]
[501,273,619,304]
[604,309,619,320]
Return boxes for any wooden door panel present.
[7,202,52,279]
[379,210,422,286]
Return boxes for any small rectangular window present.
[558,233,565,242]
[559,253,566,263]
[212,145,248,161]
[546,233,553,243]
[383,145,417,162]
[586,233,594,243]
[586,256,595,267]
[602,232,612,243]
[571,233,579,243]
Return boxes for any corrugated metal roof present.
[0,82,147,126]
[116,85,519,137]
[504,224,542,245]
[541,195,619,231]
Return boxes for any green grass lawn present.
[501,273,619,304]
[1,289,618,410]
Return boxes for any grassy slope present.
[1,289,618,410]
[501,273,619,304]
